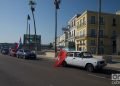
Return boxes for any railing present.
[75,34,108,39]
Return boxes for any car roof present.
[67,51,88,53]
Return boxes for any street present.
[0,54,118,86]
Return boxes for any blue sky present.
[0,0,120,44]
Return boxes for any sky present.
[0,0,120,44]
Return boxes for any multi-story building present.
[56,33,66,48]
[66,14,80,50]
[75,10,120,54]
[59,34,66,47]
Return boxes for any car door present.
[71,52,85,67]
[65,52,74,65]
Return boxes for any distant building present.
[23,34,41,50]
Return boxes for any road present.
[0,54,119,86]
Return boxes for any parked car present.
[16,49,36,59]
[9,49,17,57]
[62,51,107,72]
[1,48,9,55]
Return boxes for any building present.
[56,34,66,48]
[66,14,80,50]
[23,34,41,50]
[75,10,120,54]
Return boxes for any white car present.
[62,51,107,72]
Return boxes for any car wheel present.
[86,64,94,72]
[62,61,67,67]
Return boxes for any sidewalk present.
[105,60,120,72]
[37,55,55,60]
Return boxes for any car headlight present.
[24,52,27,55]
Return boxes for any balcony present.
[77,22,87,29]
[75,34,108,39]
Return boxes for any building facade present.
[76,10,120,54]
[66,14,80,50]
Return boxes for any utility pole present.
[54,0,61,57]
[96,0,101,55]
[29,24,31,50]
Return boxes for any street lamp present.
[96,0,101,55]
[54,0,61,57]
[29,0,37,53]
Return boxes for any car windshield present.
[24,50,31,53]
[83,52,93,58]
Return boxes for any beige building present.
[75,10,120,54]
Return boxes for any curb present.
[104,66,120,72]
[37,55,55,60]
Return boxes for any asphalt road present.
[0,54,119,86]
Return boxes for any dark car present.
[16,49,36,59]
[1,48,9,55]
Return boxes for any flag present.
[18,37,22,49]
[54,49,67,67]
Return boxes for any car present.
[16,49,36,59]
[62,51,107,72]
[9,49,17,57]
[1,48,9,55]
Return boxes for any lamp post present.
[96,0,101,55]
[54,0,61,57]
[29,0,37,53]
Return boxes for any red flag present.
[15,43,18,50]
[54,49,67,67]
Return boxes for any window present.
[100,17,104,25]
[112,31,116,37]
[83,40,85,45]
[74,52,81,57]
[74,20,76,26]
[112,18,116,26]
[100,40,104,45]
[67,52,74,57]
[80,19,82,26]
[90,29,96,37]
[83,17,85,25]
[74,30,75,36]
[82,52,93,58]
[99,30,104,37]
[90,40,96,45]
[91,16,95,24]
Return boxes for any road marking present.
[88,74,110,80]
